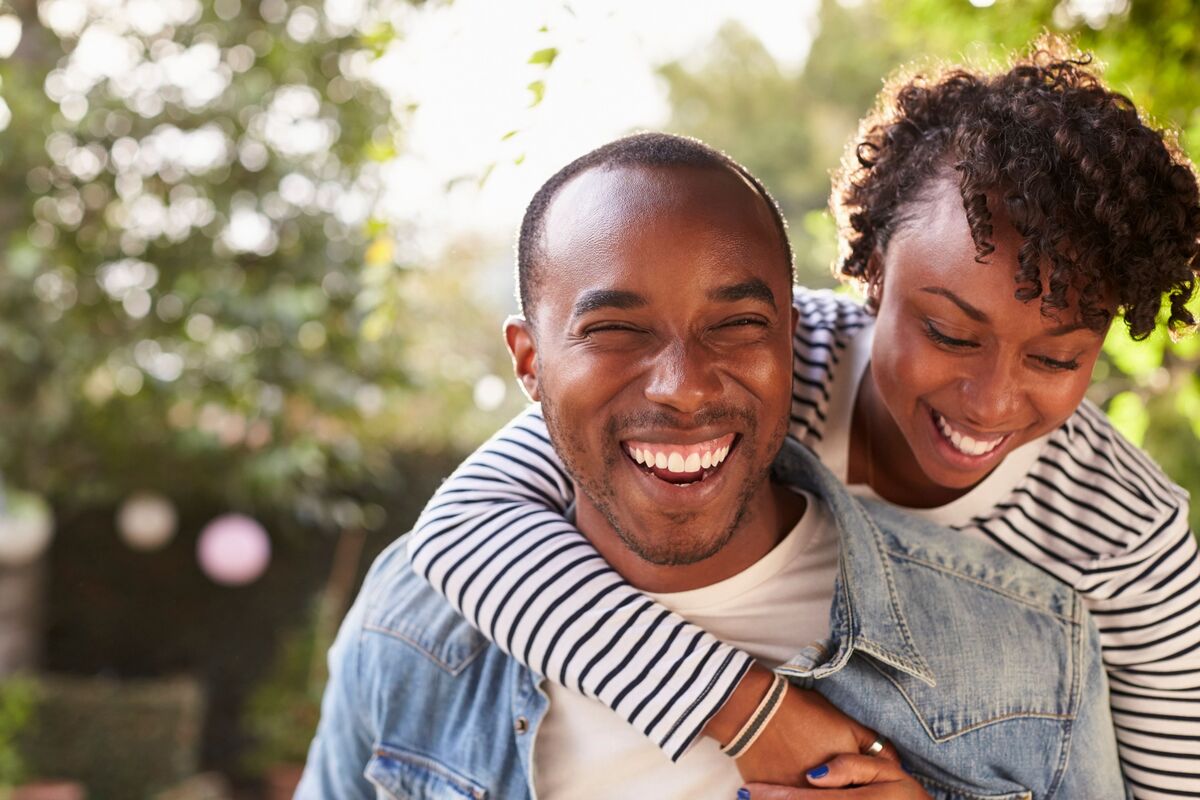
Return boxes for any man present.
[298,134,1126,799]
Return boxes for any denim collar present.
[772,438,936,686]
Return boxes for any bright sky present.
[368,0,819,258]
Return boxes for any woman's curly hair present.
[832,38,1200,340]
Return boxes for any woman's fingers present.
[739,754,931,799]
[805,753,908,787]
[854,731,901,765]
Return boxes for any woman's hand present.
[734,684,900,786]
[742,754,931,799]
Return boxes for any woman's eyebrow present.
[921,286,1090,336]
[920,286,987,322]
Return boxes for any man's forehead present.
[540,163,775,255]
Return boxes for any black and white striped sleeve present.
[1010,402,1200,800]
[407,404,754,760]
[1083,508,1200,800]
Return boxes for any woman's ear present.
[865,248,885,313]
[504,316,541,402]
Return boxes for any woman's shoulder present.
[792,286,872,336]
[787,287,872,448]
[1038,398,1190,533]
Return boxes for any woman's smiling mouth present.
[929,408,1013,460]
[623,433,738,486]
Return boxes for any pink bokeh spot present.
[196,513,271,586]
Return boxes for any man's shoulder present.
[862,497,1079,621]
[356,536,493,676]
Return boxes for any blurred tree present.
[0,0,518,536]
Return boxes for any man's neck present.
[574,482,807,594]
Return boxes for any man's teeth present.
[631,444,730,473]
[934,412,1005,457]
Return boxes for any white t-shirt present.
[533,491,839,800]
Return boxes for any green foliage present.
[528,46,559,66]
[527,78,547,106]
[0,1,518,534]
[241,613,320,772]
[0,677,37,790]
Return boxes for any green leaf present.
[477,162,495,188]
[527,79,546,107]
[500,129,519,141]
[361,22,396,57]
[1107,391,1150,446]
[366,137,397,162]
[528,47,559,67]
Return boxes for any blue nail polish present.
[737,789,751,800]
[807,764,830,779]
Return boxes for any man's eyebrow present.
[920,286,987,322]
[571,289,648,319]
[709,278,776,307]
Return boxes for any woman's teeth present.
[934,412,1006,457]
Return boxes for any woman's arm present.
[1054,402,1200,798]
[408,404,891,772]
[408,405,755,759]
[1082,512,1200,799]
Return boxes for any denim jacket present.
[298,440,1128,800]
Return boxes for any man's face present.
[507,164,796,568]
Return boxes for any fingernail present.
[737,789,751,800]
[807,764,829,779]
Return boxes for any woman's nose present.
[958,356,1024,429]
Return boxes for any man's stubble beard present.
[539,392,790,567]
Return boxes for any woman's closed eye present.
[1032,354,1081,371]
[923,319,978,349]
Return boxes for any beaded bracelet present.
[720,672,789,758]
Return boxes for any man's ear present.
[504,315,541,402]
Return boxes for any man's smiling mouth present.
[623,433,738,486]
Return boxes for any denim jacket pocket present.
[912,771,1032,800]
[365,743,489,800]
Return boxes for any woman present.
[408,43,1200,797]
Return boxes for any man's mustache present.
[605,405,755,437]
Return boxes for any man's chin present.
[616,527,732,567]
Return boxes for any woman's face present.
[870,180,1112,491]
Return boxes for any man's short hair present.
[516,132,795,319]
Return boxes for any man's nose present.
[643,340,722,413]
[958,354,1024,428]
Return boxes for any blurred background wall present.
[0,0,1195,797]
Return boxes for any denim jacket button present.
[514,716,530,734]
